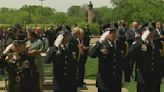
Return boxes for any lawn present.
[1,56,163,91]
[84,57,164,92]
[44,57,164,92]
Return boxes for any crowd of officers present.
[0,21,164,92]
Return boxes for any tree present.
[113,0,164,22]
[95,6,114,23]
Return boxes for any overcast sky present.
[0,0,112,12]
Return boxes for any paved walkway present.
[0,79,128,92]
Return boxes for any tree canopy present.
[0,0,164,25]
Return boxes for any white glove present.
[99,31,110,43]
[3,44,13,55]
[141,29,150,42]
[54,34,64,47]
[135,32,140,38]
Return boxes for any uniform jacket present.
[89,40,129,89]
[45,42,78,90]
[128,39,163,84]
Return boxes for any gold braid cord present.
[124,42,129,57]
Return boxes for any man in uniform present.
[89,28,130,92]
[45,26,78,92]
[128,27,163,92]
[1,40,39,92]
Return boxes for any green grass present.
[0,57,163,91]
[44,57,164,92]
[84,57,164,92]
[85,57,98,80]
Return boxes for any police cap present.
[104,28,117,33]
[13,40,26,45]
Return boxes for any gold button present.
[151,68,154,71]
[65,61,68,64]
[114,54,116,56]
[64,73,67,76]
[113,60,116,62]
[152,57,154,59]
[65,67,67,70]
[151,63,154,65]
[65,56,67,58]
[113,66,116,69]
[113,72,115,75]
[152,52,154,54]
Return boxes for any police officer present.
[89,28,129,92]
[45,26,78,92]
[128,27,163,92]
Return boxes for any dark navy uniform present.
[89,40,129,92]
[128,39,163,92]
[0,51,39,92]
[45,43,78,92]
[0,40,40,92]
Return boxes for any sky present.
[0,0,112,12]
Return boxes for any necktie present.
[62,45,66,50]
[150,42,155,50]
[147,42,153,50]
[111,42,115,50]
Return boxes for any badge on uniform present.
[100,46,109,54]
[56,50,61,55]
[72,52,76,59]
[141,44,147,51]
[109,42,113,47]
